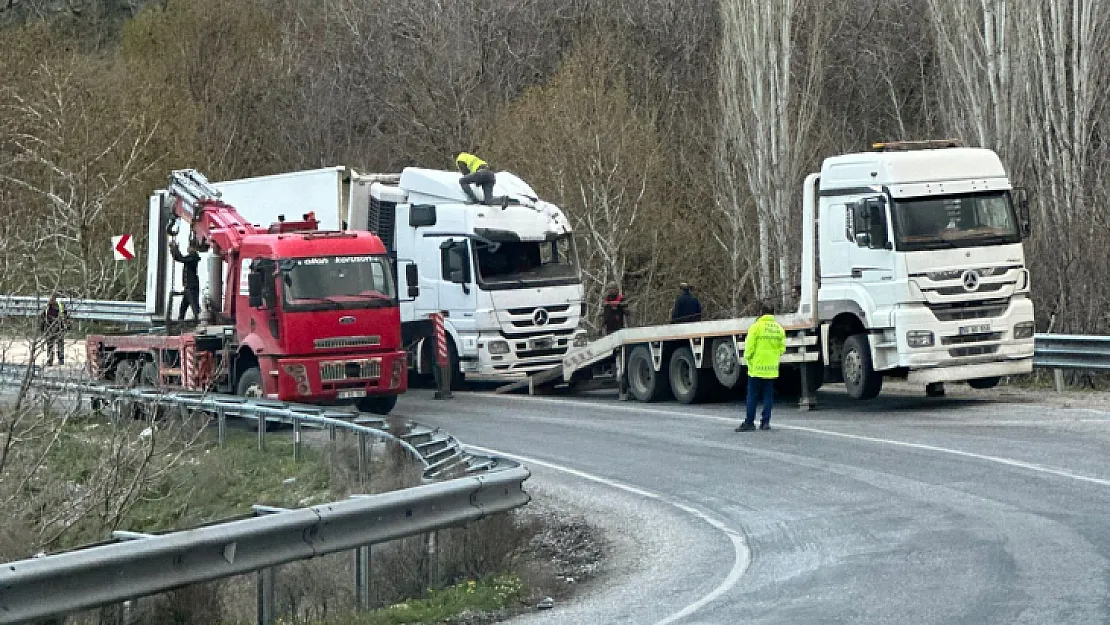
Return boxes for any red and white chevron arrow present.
[112,234,135,261]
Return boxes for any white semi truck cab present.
[362,168,587,378]
[817,141,1035,397]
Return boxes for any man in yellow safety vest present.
[736,301,786,432]
[456,152,496,205]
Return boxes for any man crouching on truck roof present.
[737,301,785,432]
[456,152,496,205]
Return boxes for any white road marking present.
[466,443,751,625]
[482,394,1110,488]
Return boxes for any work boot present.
[759,423,771,431]
[735,422,756,432]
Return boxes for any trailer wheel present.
[711,337,743,389]
[669,347,715,404]
[627,345,668,402]
[968,376,1000,390]
[842,334,882,400]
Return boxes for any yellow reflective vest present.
[744,314,786,379]
[456,152,487,174]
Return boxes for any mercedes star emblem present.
[533,308,550,326]
[961,270,980,292]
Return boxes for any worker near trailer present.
[39,293,69,366]
[456,152,497,205]
[170,239,202,321]
[601,284,629,335]
[736,301,786,432]
[670,282,702,323]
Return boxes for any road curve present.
[396,386,1110,625]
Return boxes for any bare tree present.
[716,0,827,309]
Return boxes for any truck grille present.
[928,298,1009,322]
[933,282,1009,296]
[941,332,1004,345]
[949,345,999,358]
[314,336,381,349]
[320,358,381,381]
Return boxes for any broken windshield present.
[890,191,1021,251]
[473,234,579,290]
[281,255,395,311]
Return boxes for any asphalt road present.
[394,385,1110,625]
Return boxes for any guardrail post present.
[357,432,368,488]
[354,545,371,610]
[1054,369,1065,392]
[426,531,439,590]
[217,408,226,447]
[257,414,266,451]
[256,567,275,625]
[293,417,302,462]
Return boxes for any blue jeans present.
[744,376,775,426]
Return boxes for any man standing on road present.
[170,240,202,321]
[601,284,629,335]
[39,293,69,367]
[737,301,786,432]
[670,282,702,323]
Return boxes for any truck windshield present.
[891,191,1021,251]
[281,255,395,311]
[474,234,579,290]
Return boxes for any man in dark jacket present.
[170,240,202,321]
[39,293,69,366]
[670,282,702,323]
[601,285,629,335]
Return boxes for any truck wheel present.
[842,334,882,400]
[627,345,668,402]
[968,376,1000,390]
[711,337,743,388]
[237,367,263,397]
[358,395,399,415]
[669,347,715,404]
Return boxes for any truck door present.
[848,196,899,324]
[437,238,477,326]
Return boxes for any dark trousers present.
[178,287,201,321]
[44,334,64,365]
[744,376,775,426]
[459,168,496,204]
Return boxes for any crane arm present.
[164,169,260,257]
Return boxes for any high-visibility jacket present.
[744,314,786,379]
[456,152,487,174]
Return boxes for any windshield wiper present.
[289,296,343,309]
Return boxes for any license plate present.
[337,389,366,399]
[959,324,990,335]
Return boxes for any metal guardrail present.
[0,466,530,624]
[0,364,530,624]
[0,295,150,324]
[0,364,496,480]
[1033,333,1110,371]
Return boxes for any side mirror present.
[1013,187,1032,239]
[406,263,420,298]
[247,272,264,308]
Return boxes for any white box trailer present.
[151,167,588,381]
[547,141,1036,404]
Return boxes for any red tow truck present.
[86,169,408,414]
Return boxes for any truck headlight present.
[1013,322,1035,339]
[488,340,511,355]
[282,364,310,395]
[573,333,588,348]
[906,331,934,348]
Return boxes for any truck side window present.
[440,240,471,284]
[253,259,278,308]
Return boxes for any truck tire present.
[627,345,668,402]
[237,367,263,397]
[711,337,743,389]
[968,376,1001,390]
[669,346,715,404]
[842,334,882,400]
[358,395,399,415]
